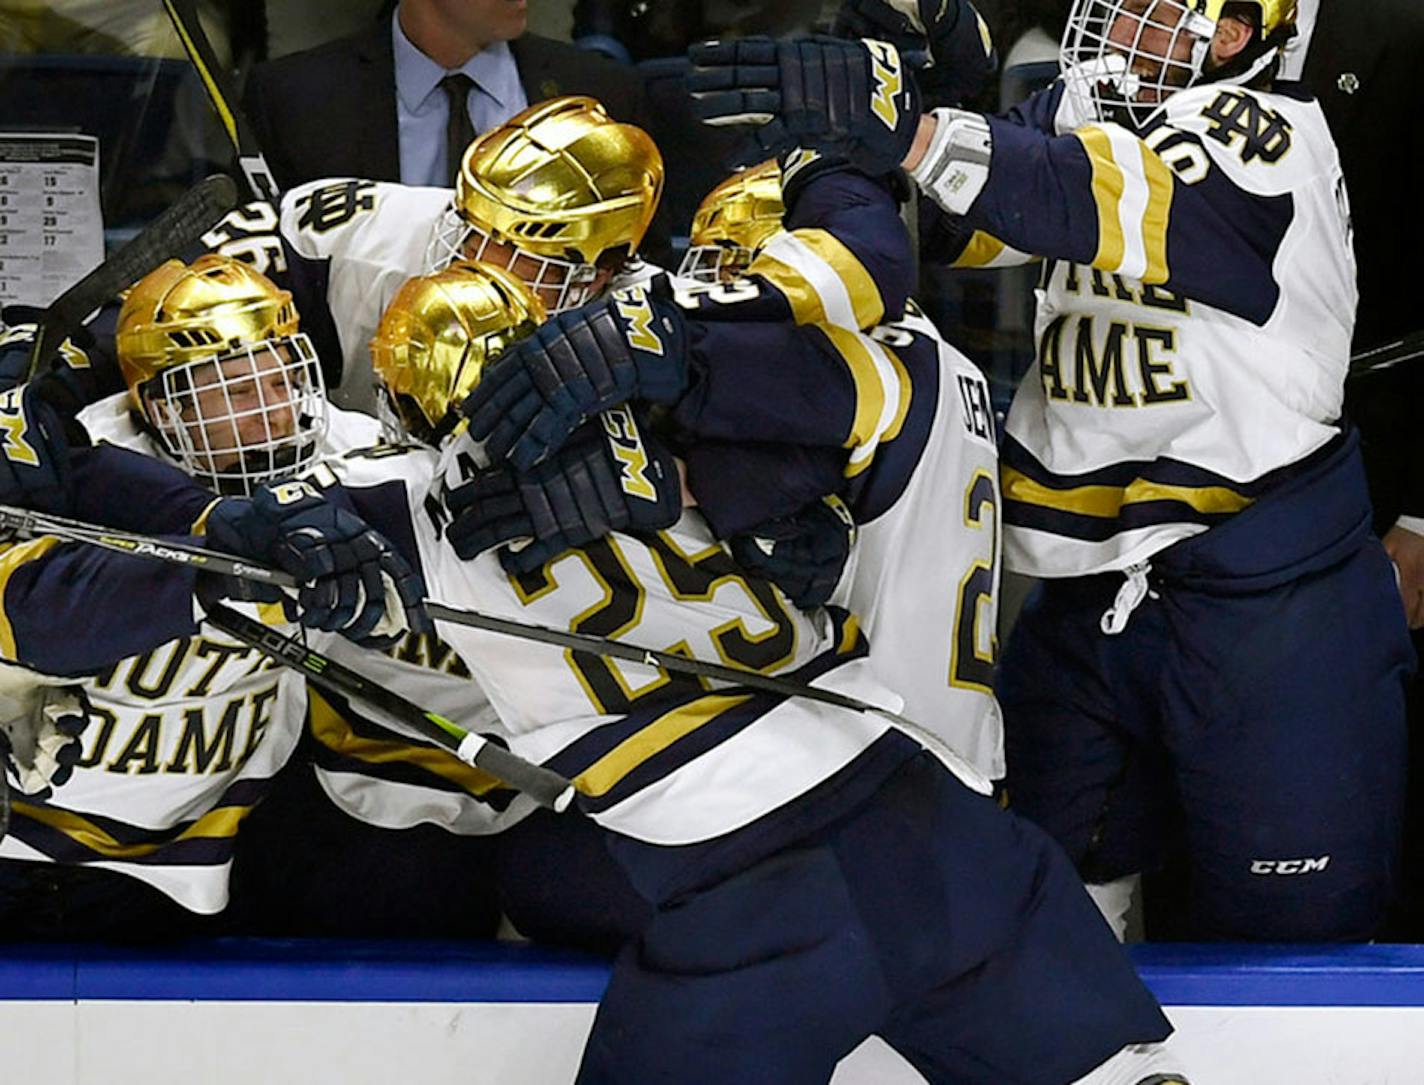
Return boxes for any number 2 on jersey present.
[950,470,998,693]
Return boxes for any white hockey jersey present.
[837,304,1005,777]
[309,436,989,847]
[953,81,1356,577]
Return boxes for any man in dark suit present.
[242,0,670,262]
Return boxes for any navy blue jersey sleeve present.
[964,110,1295,324]
[685,440,847,538]
[674,320,861,447]
[1,537,201,676]
[71,443,220,535]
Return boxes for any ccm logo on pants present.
[1250,857,1331,875]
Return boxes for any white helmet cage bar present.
[1060,0,1217,128]
[142,333,329,495]
[424,206,599,314]
[677,243,752,284]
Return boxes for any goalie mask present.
[116,255,328,495]
[370,261,546,446]
[425,96,664,314]
[679,159,785,284]
[1059,0,1297,128]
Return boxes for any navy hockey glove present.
[730,495,857,610]
[0,383,87,516]
[206,481,431,647]
[459,281,687,471]
[0,305,117,415]
[689,36,923,177]
[446,406,682,571]
[833,0,996,106]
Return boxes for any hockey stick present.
[193,587,575,813]
[1348,329,1424,379]
[25,173,239,381]
[0,505,922,731]
[0,506,574,812]
[162,0,280,205]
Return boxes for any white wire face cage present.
[424,206,599,314]
[143,333,330,496]
[1060,0,1217,128]
[677,243,752,284]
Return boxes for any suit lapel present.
[354,21,402,182]
[511,36,566,104]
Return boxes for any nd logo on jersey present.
[612,287,664,355]
[864,39,903,131]
[0,388,40,467]
[601,405,658,502]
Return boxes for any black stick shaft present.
[198,595,574,812]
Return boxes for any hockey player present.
[0,255,429,938]
[271,259,1186,1085]
[455,161,1007,776]
[687,0,1415,940]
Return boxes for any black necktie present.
[441,73,476,186]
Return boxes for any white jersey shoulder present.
[1161,83,1339,195]
[279,179,451,411]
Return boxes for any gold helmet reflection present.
[116,254,300,404]
[679,159,785,284]
[115,254,328,495]
[428,96,663,312]
[370,260,547,445]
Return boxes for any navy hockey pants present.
[576,752,1169,1085]
[999,448,1414,940]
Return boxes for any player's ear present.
[1211,14,1256,63]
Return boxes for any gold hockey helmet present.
[1059,0,1298,127]
[370,260,546,446]
[426,96,664,313]
[678,159,785,284]
[115,254,328,494]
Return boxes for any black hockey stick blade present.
[162,0,279,205]
[1348,329,1424,379]
[26,173,239,380]
[195,589,575,813]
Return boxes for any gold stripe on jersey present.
[1079,127,1127,270]
[881,346,913,444]
[13,798,251,859]
[954,231,1005,267]
[574,692,755,797]
[308,688,502,796]
[819,325,909,478]
[751,228,884,330]
[189,497,223,535]
[837,612,862,655]
[0,535,62,660]
[1076,126,1174,284]
[1002,467,1255,517]
[1138,143,1173,284]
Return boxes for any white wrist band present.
[910,107,992,217]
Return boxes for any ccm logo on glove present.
[601,405,659,503]
[866,38,905,129]
[612,287,666,356]
[0,389,39,467]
